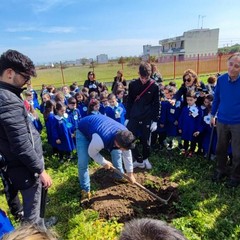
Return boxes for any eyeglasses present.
[14,70,31,83]
[69,102,76,105]
[184,78,191,83]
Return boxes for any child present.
[99,91,109,115]
[51,102,75,162]
[43,100,57,153]
[40,92,51,114]
[178,90,203,157]
[87,99,101,115]
[164,86,181,150]
[66,97,81,144]
[75,92,88,118]
[23,91,43,133]
[201,94,217,160]
[62,85,72,105]
[105,93,126,125]
[26,82,40,110]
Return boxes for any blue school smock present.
[178,105,203,141]
[105,103,126,125]
[77,102,88,118]
[157,100,168,133]
[166,101,181,137]
[66,108,81,134]
[45,112,55,146]
[51,115,75,152]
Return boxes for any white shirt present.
[88,133,133,173]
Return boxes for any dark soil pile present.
[83,168,179,222]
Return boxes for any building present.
[143,45,162,60]
[159,28,219,61]
[96,54,108,64]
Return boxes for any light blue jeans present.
[76,130,124,192]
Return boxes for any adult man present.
[125,62,160,169]
[0,49,52,229]
[211,52,240,187]
[76,114,136,200]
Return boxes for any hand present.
[210,116,216,127]
[124,119,129,127]
[179,129,182,134]
[103,160,113,170]
[150,122,157,132]
[126,172,136,184]
[56,139,61,144]
[40,170,52,189]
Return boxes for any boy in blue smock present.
[178,90,203,157]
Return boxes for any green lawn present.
[1,139,240,239]
[1,64,237,239]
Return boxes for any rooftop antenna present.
[198,15,200,29]
[201,15,206,29]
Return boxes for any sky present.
[0,0,240,64]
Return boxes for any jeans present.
[76,130,125,192]
[76,130,91,192]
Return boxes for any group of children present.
[23,78,127,162]
[23,70,219,163]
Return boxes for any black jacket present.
[126,78,160,122]
[0,81,44,175]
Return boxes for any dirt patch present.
[83,168,179,222]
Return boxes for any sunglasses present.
[184,78,191,83]
[14,70,31,83]
[69,102,76,105]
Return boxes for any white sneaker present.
[143,159,152,170]
[133,161,145,169]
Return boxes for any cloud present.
[31,0,76,13]
[18,36,33,40]
[5,26,76,34]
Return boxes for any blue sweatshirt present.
[211,73,240,124]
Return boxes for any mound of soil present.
[83,168,179,222]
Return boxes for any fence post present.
[173,56,176,79]
[60,61,65,85]
[196,54,200,75]
[218,53,222,73]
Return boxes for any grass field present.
[2,63,239,240]
[33,62,214,90]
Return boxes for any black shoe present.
[211,171,228,183]
[226,179,240,188]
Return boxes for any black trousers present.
[127,119,151,163]
[0,169,23,217]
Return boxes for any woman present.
[83,71,100,95]
[111,70,127,94]
[175,69,206,108]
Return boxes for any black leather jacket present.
[0,81,44,175]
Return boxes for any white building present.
[159,28,219,60]
[96,54,108,64]
[143,45,162,59]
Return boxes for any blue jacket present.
[78,114,126,151]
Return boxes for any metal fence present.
[157,53,230,79]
